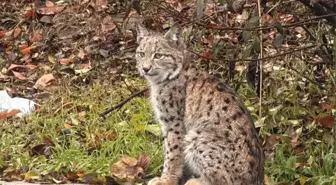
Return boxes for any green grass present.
[0,79,163,183]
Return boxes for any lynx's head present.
[135,24,186,84]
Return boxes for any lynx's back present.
[135,24,264,185]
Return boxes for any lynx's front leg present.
[148,118,185,185]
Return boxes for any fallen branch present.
[99,87,149,119]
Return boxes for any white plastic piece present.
[0,90,37,117]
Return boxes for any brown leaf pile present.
[110,154,151,183]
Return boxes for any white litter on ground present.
[0,90,37,117]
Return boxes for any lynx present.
[135,24,264,185]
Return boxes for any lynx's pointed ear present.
[164,23,181,42]
[136,24,149,43]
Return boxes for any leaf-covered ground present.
[1,0,335,185]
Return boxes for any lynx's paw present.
[184,178,203,185]
[147,177,177,185]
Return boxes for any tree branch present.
[194,13,336,31]
[190,44,319,62]
[298,0,336,25]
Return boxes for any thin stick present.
[286,63,325,90]
[192,13,336,31]
[257,0,263,118]
[99,88,149,119]
[189,44,318,62]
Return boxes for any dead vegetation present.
[0,0,335,184]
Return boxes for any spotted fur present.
[135,24,264,185]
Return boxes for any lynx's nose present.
[142,66,152,73]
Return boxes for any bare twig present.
[154,0,334,30]
[99,88,149,119]
[286,63,326,90]
[257,0,264,118]
[154,0,336,30]
[153,1,336,30]
[194,13,336,31]
[189,44,318,62]
[298,0,336,25]
[302,25,333,64]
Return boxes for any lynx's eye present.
[138,52,145,58]
[154,53,164,59]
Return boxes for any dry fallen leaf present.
[31,143,53,156]
[75,63,92,74]
[12,71,26,80]
[316,115,335,128]
[20,45,37,55]
[110,154,151,183]
[291,133,300,148]
[7,64,37,72]
[3,168,22,181]
[48,55,56,64]
[0,30,7,38]
[24,9,36,18]
[13,27,22,38]
[263,14,274,24]
[45,0,54,7]
[136,153,151,170]
[30,29,43,42]
[64,122,72,129]
[87,130,117,151]
[101,16,116,33]
[39,15,53,23]
[0,109,21,119]
[33,74,55,89]
[166,0,184,12]
[80,173,104,184]
[89,0,108,12]
[320,102,335,110]
[294,27,305,34]
[36,5,66,15]
[59,57,74,65]
[19,43,28,51]
[201,51,215,59]
[22,54,33,63]
[110,157,141,181]
[66,170,88,181]
[101,130,117,141]
[77,49,86,59]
